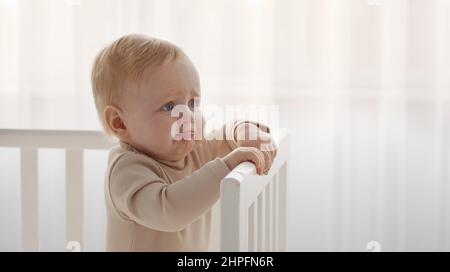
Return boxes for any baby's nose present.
[175,108,191,127]
[180,112,203,135]
[176,109,194,123]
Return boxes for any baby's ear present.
[104,105,129,140]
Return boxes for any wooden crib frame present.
[0,129,289,252]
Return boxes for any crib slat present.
[66,149,84,251]
[270,178,276,251]
[278,163,288,251]
[274,174,280,251]
[20,148,39,251]
[257,191,265,251]
[248,203,257,251]
[265,184,272,251]
[220,178,248,251]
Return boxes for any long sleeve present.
[108,153,231,232]
[202,120,239,159]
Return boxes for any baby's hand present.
[223,123,278,175]
[222,147,268,175]
[235,122,277,175]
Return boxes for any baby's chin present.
[166,138,199,160]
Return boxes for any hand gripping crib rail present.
[0,129,289,251]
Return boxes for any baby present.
[91,34,277,251]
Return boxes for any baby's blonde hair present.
[91,34,184,137]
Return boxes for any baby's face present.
[121,56,203,161]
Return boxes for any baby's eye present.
[188,98,200,110]
[162,102,175,112]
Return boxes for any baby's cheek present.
[192,115,205,136]
[167,121,179,141]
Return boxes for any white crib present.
[0,129,289,252]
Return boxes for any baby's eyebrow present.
[156,89,200,105]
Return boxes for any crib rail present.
[220,131,289,251]
[0,129,112,149]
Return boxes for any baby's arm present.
[202,120,240,158]
[109,150,265,232]
[109,155,230,232]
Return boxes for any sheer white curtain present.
[0,0,275,130]
[0,0,449,251]
[273,0,450,251]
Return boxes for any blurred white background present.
[1,0,450,251]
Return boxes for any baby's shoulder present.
[107,145,164,180]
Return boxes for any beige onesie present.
[104,121,245,251]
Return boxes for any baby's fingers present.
[262,150,273,175]
[261,139,277,160]
[246,147,265,175]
